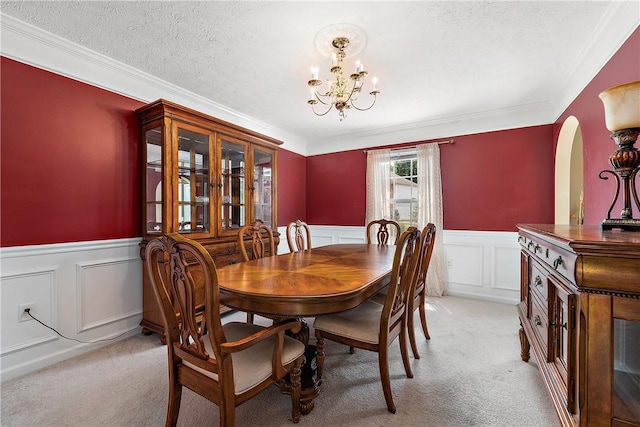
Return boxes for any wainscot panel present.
[0,238,142,382]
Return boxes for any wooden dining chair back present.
[237,219,276,262]
[145,233,304,427]
[407,223,437,359]
[313,226,422,413]
[237,220,277,323]
[286,220,311,252]
[366,219,401,245]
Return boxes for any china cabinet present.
[517,224,640,427]
[136,99,281,336]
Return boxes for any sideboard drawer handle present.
[534,276,543,288]
[534,315,542,327]
[553,256,563,269]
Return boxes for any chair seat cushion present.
[313,301,383,345]
[184,322,305,395]
[369,281,390,305]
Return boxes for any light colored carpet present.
[1,296,558,426]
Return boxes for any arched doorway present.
[555,116,584,224]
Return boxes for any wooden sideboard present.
[517,224,640,427]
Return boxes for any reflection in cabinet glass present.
[146,127,163,233]
[177,127,210,234]
[614,316,640,422]
[254,148,273,228]
[220,139,246,232]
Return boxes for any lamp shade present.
[599,81,640,131]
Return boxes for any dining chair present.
[407,223,437,359]
[313,226,422,414]
[145,233,305,427]
[237,219,276,262]
[366,219,401,245]
[237,220,276,323]
[366,219,401,310]
[286,219,311,252]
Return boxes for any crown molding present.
[0,13,308,155]
[306,101,554,156]
[552,1,640,120]
[2,7,637,158]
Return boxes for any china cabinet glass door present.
[174,125,212,236]
[144,125,164,234]
[613,298,640,424]
[219,137,247,235]
[253,148,274,228]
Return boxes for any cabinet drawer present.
[529,295,549,355]
[204,242,239,257]
[212,253,242,267]
[520,232,577,286]
[530,260,549,305]
[541,245,576,285]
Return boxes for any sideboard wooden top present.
[517,224,640,255]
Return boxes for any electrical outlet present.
[18,303,35,322]
[446,260,453,268]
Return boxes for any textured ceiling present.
[0,1,632,148]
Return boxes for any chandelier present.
[307,36,379,121]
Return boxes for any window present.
[390,149,419,231]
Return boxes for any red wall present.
[306,150,367,225]
[554,27,640,225]
[1,58,143,247]
[441,126,555,231]
[276,148,306,226]
[306,126,555,231]
[2,27,635,245]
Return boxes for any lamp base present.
[601,218,640,231]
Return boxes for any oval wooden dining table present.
[216,243,396,415]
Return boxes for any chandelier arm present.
[311,102,334,117]
[341,84,358,105]
[314,95,333,106]
[350,94,378,111]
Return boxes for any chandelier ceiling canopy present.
[307,24,379,121]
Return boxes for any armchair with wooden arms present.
[145,233,305,427]
[313,227,422,413]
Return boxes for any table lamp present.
[598,81,640,231]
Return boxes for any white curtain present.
[417,143,447,296]
[365,149,392,225]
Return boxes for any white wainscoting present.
[0,238,143,382]
[1,228,519,381]
[442,230,521,304]
[278,226,521,305]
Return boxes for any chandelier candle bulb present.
[311,67,318,80]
